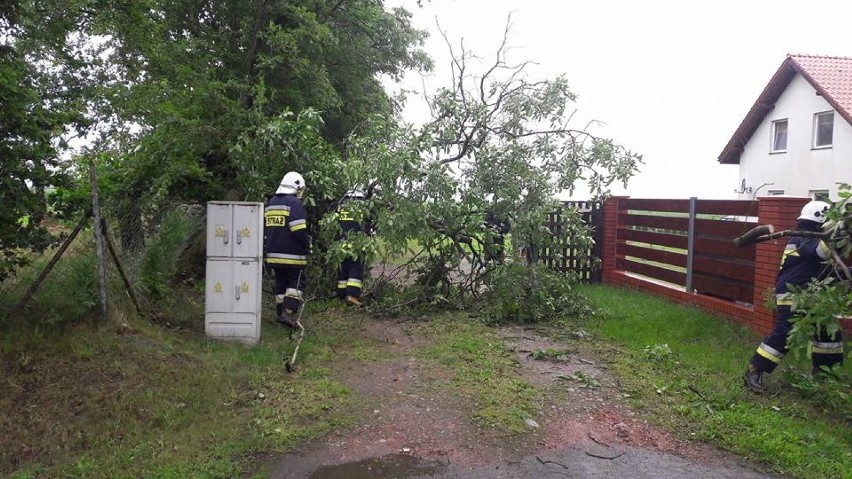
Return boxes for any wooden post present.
[101,219,143,317]
[16,211,91,310]
[89,161,108,320]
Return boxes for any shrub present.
[479,262,593,324]
[139,209,196,299]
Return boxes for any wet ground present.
[262,321,783,479]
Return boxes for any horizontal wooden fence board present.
[692,236,757,261]
[621,199,691,212]
[623,259,687,286]
[693,200,759,216]
[620,228,688,250]
[619,212,689,231]
[692,273,754,303]
[623,243,687,269]
[621,199,759,217]
[692,254,754,283]
[693,218,758,239]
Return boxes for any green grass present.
[0,304,359,479]
[575,284,851,479]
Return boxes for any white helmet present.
[798,200,830,223]
[344,188,365,199]
[276,171,306,196]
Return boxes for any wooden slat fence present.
[537,201,603,283]
[616,198,759,304]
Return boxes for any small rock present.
[525,419,540,428]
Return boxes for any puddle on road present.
[309,453,446,479]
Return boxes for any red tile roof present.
[718,54,852,164]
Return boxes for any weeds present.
[139,209,198,299]
[530,348,571,361]
[559,371,600,389]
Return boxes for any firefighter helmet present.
[277,171,306,196]
[344,188,365,199]
[798,200,830,224]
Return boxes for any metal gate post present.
[685,196,696,292]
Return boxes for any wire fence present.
[0,166,206,326]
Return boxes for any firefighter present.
[264,171,311,328]
[484,210,510,263]
[743,200,845,393]
[333,188,371,306]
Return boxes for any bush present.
[478,263,593,324]
[139,209,197,299]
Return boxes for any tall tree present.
[89,0,431,205]
[0,1,90,281]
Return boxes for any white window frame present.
[770,118,788,153]
[813,111,834,148]
[810,190,830,201]
[767,190,785,196]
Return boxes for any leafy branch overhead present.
[338,17,641,313]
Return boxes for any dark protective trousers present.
[273,266,306,314]
[751,306,844,373]
[337,258,364,299]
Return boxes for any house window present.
[810,190,830,201]
[771,119,787,152]
[767,190,785,196]
[813,111,834,148]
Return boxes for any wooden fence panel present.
[537,201,602,282]
[614,198,758,298]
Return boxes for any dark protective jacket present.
[775,220,830,302]
[333,197,371,237]
[264,193,311,267]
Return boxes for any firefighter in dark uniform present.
[743,200,845,393]
[264,171,311,328]
[484,210,510,263]
[333,188,370,306]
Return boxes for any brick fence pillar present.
[601,196,628,283]
[751,196,809,335]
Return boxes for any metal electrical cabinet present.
[205,201,264,345]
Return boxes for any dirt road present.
[263,319,782,479]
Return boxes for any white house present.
[718,54,852,201]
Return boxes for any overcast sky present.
[385,0,852,200]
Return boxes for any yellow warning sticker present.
[214,281,223,293]
[215,225,225,237]
[242,227,250,237]
[241,282,249,293]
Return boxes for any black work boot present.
[743,364,765,394]
[277,309,298,329]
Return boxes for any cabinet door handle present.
[236,229,243,244]
[223,229,230,245]
[235,285,241,300]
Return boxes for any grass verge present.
[573,284,851,479]
[0,304,358,479]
